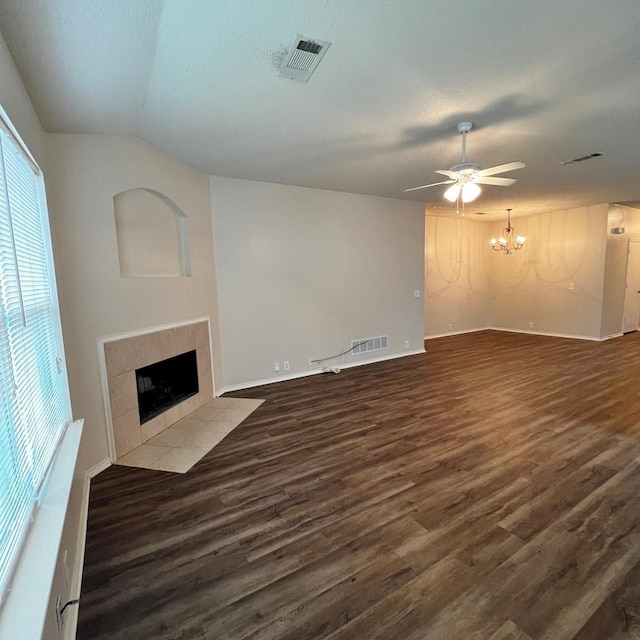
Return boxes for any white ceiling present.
[0,0,639,217]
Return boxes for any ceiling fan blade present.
[435,169,460,179]
[473,176,517,186]
[476,161,526,177]
[404,180,456,193]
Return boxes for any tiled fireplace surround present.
[102,320,213,460]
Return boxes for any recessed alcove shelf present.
[113,187,192,278]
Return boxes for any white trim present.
[489,326,622,342]
[97,337,117,462]
[425,326,623,342]
[217,348,426,395]
[98,316,211,344]
[425,327,489,340]
[0,420,84,640]
[0,105,40,174]
[62,457,110,640]
[97,317,215,463]
[87,458,111,479]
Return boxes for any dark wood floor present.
[78,330,640,640]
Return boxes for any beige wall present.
[487,204,609,338]
[114,188,184,277]
[426,204,612,340]
[0,33,45,164]
[41,135,223,639]
[0,32,74,640]
[600,204,640,336]
[46,134,223,471]
[211,177,425,388]
[425,215,490,336]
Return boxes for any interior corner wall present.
[210,177,425,388]
[600,204,640,336]
[487,204,609,338]
[425,204,612,341]
[0,30,81,639]
[45,134,223,473]
[425,214,491,336]
[0,32,45,164]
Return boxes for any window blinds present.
[0,123,70,601]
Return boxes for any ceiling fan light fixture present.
[461,182,481,203]
[443,184,460,202]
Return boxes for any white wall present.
[0,31,74,640]
[0,33,45,164]
[46,134,223,469]
[211,177,425,388]
[41,135,223,639]
[487,204,609,338]
[601,204,640,336]
[114,188,184,277]
[425,215,490,336]
[425,204,612,340]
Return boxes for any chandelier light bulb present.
[499,237,506,246]
[490,238,497,246]
[516,235,526,244]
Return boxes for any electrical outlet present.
[569,282,575,290]
[448,323,453,330]
[413,290,421,298]
[404,340,410,349]
[528,321,534,328]
[284,361,290,371]
[273,362,280,372]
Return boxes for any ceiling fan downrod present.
[457,121,473,165]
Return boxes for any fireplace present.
[101,319,213,459]
[136,350,199,424]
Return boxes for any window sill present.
[0,419,83,640]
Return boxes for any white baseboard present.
[489,326,621,342]
[64,458,111,640]
[216,348,426,395]
[425,327,490,340]
[86,458,111,479]
[425,326,623,343]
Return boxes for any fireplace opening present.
[136,350,199,424]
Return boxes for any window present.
[0,111,71,602]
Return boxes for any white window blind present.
[0,117,70,602]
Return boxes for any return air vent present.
[278,35,331,82]
[561,152,604,166]
[351,336,388,355]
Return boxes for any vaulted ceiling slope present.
[0,0,639,215]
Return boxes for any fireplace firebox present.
[136,350,199,424]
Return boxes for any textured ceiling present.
[0,0,639,217]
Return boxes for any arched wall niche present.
[113,187,192,277]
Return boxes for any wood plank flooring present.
[77,330,640,640]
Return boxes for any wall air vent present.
[351,336,388,355]
[278,35,331,82]
[561,152,604,166]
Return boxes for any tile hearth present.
[114,396,263,473]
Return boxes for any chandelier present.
[490,208,525,254]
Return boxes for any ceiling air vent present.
[561,152,604,166]
[279,35,331,82]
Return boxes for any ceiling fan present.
[404,122,525,204]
